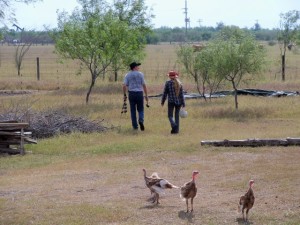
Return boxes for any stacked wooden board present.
[0,122,37,155]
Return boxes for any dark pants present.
[168,102,181,132]
[128,91,144,129]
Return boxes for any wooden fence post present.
[20,128,25,155]
[36,57,40,81]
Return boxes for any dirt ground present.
[1,146,300,225]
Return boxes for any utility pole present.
[183,0,190,35]
[197,19,202,28]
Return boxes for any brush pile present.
[0,109,110,139]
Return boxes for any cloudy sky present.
[11,0,300,30]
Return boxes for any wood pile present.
[28,110,109,139]
[201,138,300,147]
[0,122,37,155]
[0,109,111,139]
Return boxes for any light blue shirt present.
[123,71,146,92]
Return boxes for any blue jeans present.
[168,102,181,131]
[128,91,144,129]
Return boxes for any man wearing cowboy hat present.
[123,62,149,131]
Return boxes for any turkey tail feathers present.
[160,180,179,189]
[166,183,179,189]
[164,183,179,189]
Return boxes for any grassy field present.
[0,43,300,225]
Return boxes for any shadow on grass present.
[236,217,253,225]
[178,210,195,223]
[139,204,162,210]
[139,201,179,210]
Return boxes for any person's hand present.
[145,96,150,107]
[123,93,127,101]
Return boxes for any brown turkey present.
[180,171,199,213]
[238,180,255,222]
[142,169,159,200]
[142,168,178,204]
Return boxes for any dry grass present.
[0,43,300,225]
[1,146,299,225]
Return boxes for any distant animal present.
[180,171,199,213]
[192,44,205,52]
[288,43,296,51]
[142,168,178,204]
[238,180,255,222]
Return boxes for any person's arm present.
[143,84,148,103]
[123,74,128,97]
[123,84,127,95]
[161,82,168,106]
[180,86,186,108]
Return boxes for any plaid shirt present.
[161,80,185,107]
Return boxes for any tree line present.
[0,25,281,45]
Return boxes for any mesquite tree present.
[214,27,266,109]
[177,44,225,100]
[53,0,152,103]
[177,27,266,109]
[109,0,153,81]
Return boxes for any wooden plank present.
[24,137,37,144]
[0,131,23,136]
[0,147,20,155]
[0,137,37,144]
[286,138,300,145]
[0,122,37,155]
[201,138,300,147]
[20,128,24,155]
[0,123,29,130]
[0,140,23,145]
[0,122,28,125]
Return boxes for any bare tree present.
[15,43,32,76]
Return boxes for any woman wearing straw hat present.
[161,70,186,134]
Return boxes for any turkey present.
[180,171,199,213]
[238,180,255,222]
[142,168,179,204]
[142,169,160,200]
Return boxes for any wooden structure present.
[0,122,37,155]
[201,138,300,147]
